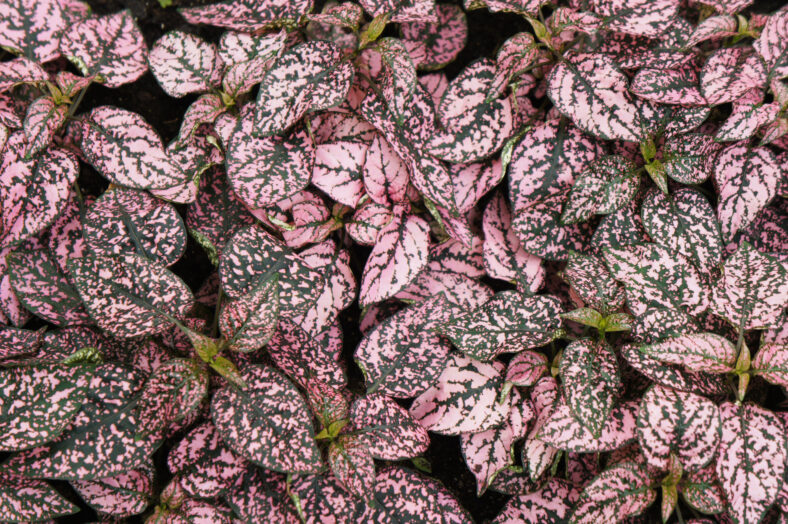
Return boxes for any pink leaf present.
[687,15,738,47]
[621,343,728,396]
[180,0,312,31]
[0,473,78,521]
[753,10,788,79]
[350,393,430,460]
[174,94,226,147]
[328,435,375,501]
[569,462,656,523]
[22,97,67,158]
[506,351,549,387]
[592,0,678,37]
[630,64,706,106]
[363,133,409,207]
[312,141,368,208]
[701,47,767,105]
[0,0,72,61]
[560,155,640,224]
[400,4,467,70]
[370,466,472,522]
[60,10,148,88]
[492,478,578,524]
[639,332,737,373]
[148,31,223,98]
[537,400,639,452]
[662,133,721,184]
[72,465,154,517]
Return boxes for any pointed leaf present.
[630,65,706,106]
[0,474,78,522]
[23,96,67,158]
[639,332,737,373]
[328,435,375,501]
[148,31,222,98]
[701,47,766,105]
[399,4,467,70]
[537,400,639,452]
[72,465,154,517]
[350,393,430,460]
[561,155,640,224]
[569,462,656,523]
[564,251,625,314]
[662,133,720,184]
[220,277,279,353]
[312,141,367,207]
[621,343,728,396]
[0,0,74,61]
[753,10,788,79]
[136,358,208,437]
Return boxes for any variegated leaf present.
[370,466,472,523]
[83,187,186,266]
[68,253,194,339]
[23,96,67,158]
[560,339,621,437]
[312,141,367,208]
[717,402,787,524]
[136,358,208,437]
[662,133,720,184]
[714,143,780,243]
[711,242,788,330]
[0,363,92,452]
[254,40,353,136]
[564,251,625,314]
[680,465,726,515]
[547,52,645,142]
[328,435,375,501]
[630,65,706,106]
[717,101,780,142]
[639,332,737,373]
[175,94,226,147]
[492,478,579,524]
[753,342,788,387]
[226,112,314,208]
[753,10,788,79]
[350,393,430,460]
[0,326,43,361]
[72,465,154,517]
[168,422,247,499]
[621,343,728,396]
[363,133,409,207]
[220,276,279,353]
[569,462,657,523]
[631,307,700,343]
[636,385,720,471]
[0,133,78,250]
[355,294,457,398]
[440,291,562,360]
[210,364,322,474]
[686,15,738,46]
[591,198,648,252]
[0,57,48,93]
[593,0,678,37]
[0,474,78,522]
[537,400,639,452]
[359,212,430,306]
[60,10,148,88]
[148,31,223,98]
[219,225,324,317]
[482,191,545,293]
[506,350,548,387]
[400,4,467,70]
[603,243,708,316]
[641,188,724,274]
[80,106,185,190]
[561,155,640,224]
[410,353,509,436]
[701,47,767,105]
[180,0,311,31]
[226,468,298,523]
[0,0,76,61]
[488,32,538,97]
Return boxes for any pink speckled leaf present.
[0,133,78,250]
[717,402,787,524]
[488,33,537,97]
[355,294,457,398]
[701,48,766,105]
[561,155,640,224]
[696,0,753,14]
[0,326,43,361]
[67,253,194,339]
[370,466,472,523]
[506,351,548,387]
[72,465,154,517]
[363,133,409,206]
[308,2,363,28]
[662,133,720,184]
[428,59,513,164]
[254,40,352,137]
[687,15,738,47]
[227,113,313,208]
[410,353,509,436]
[753,10,788,79]
[60,10,148,88]
[83,187,186,266]
[440,291,562,361]
[23,97,67,158]
[168,422,247,499]
[636,385,720,471]
[226,468,298,523]
[180,0,312,31]
[630,65,706,106]
[680,465,726,515]
[374,38,418,119]
[136,358,208,437]
[631,307,701,343]
[0,0,73,61]
[0,363,92,452]
[350,393,429,460]
[621,343,728,396]
[174,94,226,147]
[7,248,89,326]
[569,462,656,523]
[0,57,48,93]
[711,242,788,330]
[5,364,158,480]
[593,0,678,37]
[219,225,324,317]
[210,364,321,474]
[564,251,625,314]
[400,4,467,70]
[359,212,430,306]
[753,342,788,387]
[603,243,708,316]
[714,143,780,243]
[547,52,645,142]
[0,474,78,521]
[312,141,367,207]
[482,192,544,293]
[639,332,737,373]
[148,31,223,98]
[492,478,579,524]
[219,276,279,353]
[717,101,780,142]
[328,435,375,501]
[80,106,185,190]
[561,339,621,437]
[537,400,639,452]
[266,317,346,389]
[289,473,366,523]
[641,188,724,274]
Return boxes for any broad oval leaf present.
[547,52,644,142]
[636,385,720,471]
[23,96,67,158]
[753,10,788,79]
[440,291,563,361]
[0,363,92,452]
[359,212,430,306]
[400,4,467,70]
[83,187,186,266]
[753,342,788,387]
[210,364,322,474]
[701,47,766,105]
[506,350,548,387]
[0,0,75,61]
[564,251,625,315]
[226,468,298,523]
[630,65,706,106]
[328,435,375,502]
[592,0,678,37]
[536,400,639,453]
[136,358,208,437]
[180,0,312,31]
[60,10,148,88]
[0,474,78,522]
[560,339,621,438]
[72,465,154,517]
[68,252,194,339]
[254,40,353,136]
[492,478,578,524]
[569,462,656,523]
[148,31,223,98]
[639,332,737,374]
[717,402,787,524]
[351,393,430,460]
[220,277,279,353]
[561,155,640,224]
[80,106,185,191]
[662,133,720,184]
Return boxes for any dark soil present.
[51,0,788,522]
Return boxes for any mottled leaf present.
[0,474,78,522]
[561,155,640,224]
[400,4,467,70]
[72,465,154,517]
[350,393,430,460]
[23,96,67,158]
[569,462,656,523]
[537,400,639,452]
[639,332,737,373]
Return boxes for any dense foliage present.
[0,0,787,522]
